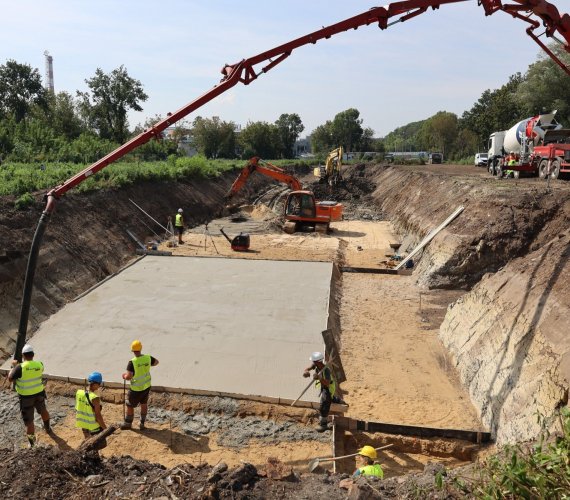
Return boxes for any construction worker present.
[303,351,335,432]
[121,340,159,430]
[505,151,518,178]
[8,344,51,447]
[76,372,107,448]
[175,208,185,244]
[352,445,384,479]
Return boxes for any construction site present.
[0,1,569,498]
[0,157,568,498]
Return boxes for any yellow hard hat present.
[358,445,377,460]
[131,339,142,351]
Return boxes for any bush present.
[14,192,34,210]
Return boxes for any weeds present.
[436,408,570,499]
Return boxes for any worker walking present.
[76,372,107,449]
[175,208,185,244]
[352,445,384,478]
[121,340,159,430]
[8,344,51,447]
[303,351,335,432]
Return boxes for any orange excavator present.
[225,157,343,233]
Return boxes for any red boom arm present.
[47,0,570,208]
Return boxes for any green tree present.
[383,120,424,152]
[419,111,458,155]
[191,116,236,158]
[331,108,363,152]
[77,65,148,144]
[45,91,84,140]
[274,113,304,158]
[238,121,280,158]
[461,74,525,143]
[0,60,47,122]
[453,128,480,159]
[310,121,334,154]
[357,127,376,151]
[515,44,570,125]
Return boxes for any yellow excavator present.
[314,146,343,186]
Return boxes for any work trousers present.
[319,387,332,425]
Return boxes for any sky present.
[0,1,561,138]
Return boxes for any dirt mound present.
[372,165,570,288]
[0,445,478,499]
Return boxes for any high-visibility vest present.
[75,390,101,432]
[175,214,183,227]
[508,158,517,167]
[315,366,336,397]
[15,360,45,396]
[358,464,384,478]
[131,354,152,392]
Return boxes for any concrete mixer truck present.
[487,112,570,179]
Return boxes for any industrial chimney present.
[44,50,54,94]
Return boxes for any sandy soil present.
[164,210,482,433]
[340,274,481,429]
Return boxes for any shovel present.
[308,443,393,472]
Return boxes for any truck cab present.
[428,152,443,164]
[487,131,506,175]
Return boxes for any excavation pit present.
[2,255,342,407]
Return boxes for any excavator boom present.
[226,158,302,199]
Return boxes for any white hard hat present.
[178,208,183,213]
[310,351,324,362]
[22,344,34,354]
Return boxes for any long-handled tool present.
[290,360,333,407]
[308,443,393,472]
[123,379,126,420]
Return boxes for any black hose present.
[14,207,52,363]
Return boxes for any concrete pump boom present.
[15,0,570,360]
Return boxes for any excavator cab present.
[285,192,316,218]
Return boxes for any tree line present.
[383,45,570,160]
[1,44,568,164]
[0,59,375,163]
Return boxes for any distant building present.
[163,126,197,157]
[294,137,311,157]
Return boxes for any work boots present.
[121,416,133,430]
[43,419,52,434]
[316,418,330,433]
[27,434,36,447]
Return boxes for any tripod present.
[202,223,220,254]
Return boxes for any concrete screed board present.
[6,256,333,402]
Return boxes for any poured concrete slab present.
[4,256,334,403]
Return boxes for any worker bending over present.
[303,351,335,432]
[8,344,51,447]
[352,446,384,479]
[76,372,107,449]
[121,339,159,430]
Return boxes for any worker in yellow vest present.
[352,445,384,479]
[175,208,185,244]
[303,351,336,432]
[8,344,51,447]
[121,340,159,430]
[76,371,107,448]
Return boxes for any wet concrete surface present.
[2,256,333,403]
